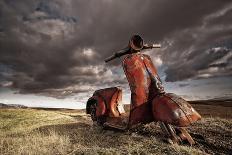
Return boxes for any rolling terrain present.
[0,100,231,155]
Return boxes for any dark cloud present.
[178,83,190,88]
[164,47,232,81]
[0,0,232,97]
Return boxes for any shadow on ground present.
[34,116,232,155]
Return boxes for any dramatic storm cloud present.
[0,0,232,99]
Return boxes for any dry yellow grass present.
[0,108,77,155]
[1,130,70,155]
[0,108,231,155]
[0,108,76,136]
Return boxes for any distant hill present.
[211,96,232,101]
[0,103,28,109]
[189,98,232,107]
[0,103,10,108]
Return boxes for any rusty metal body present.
[87,53,201,128]
[86,35,201,145]
[87,87,123,118]
[152,93,201,127]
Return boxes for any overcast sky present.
[0,0,232,108]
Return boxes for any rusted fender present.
[87,87,123,117]
[86,96,106,116]
[152,93,201,127]
[95,96,106,117]
[108,88,123,117]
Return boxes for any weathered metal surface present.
[86,35,201,145]
[152,93,201,127]
[123,54,150,107]
[108,88,123,117]
[177,128,195,145]
[104,115,129,130]
[90,87,124,117]
[123,53,165,126]
[88,53,201,129]
[143,55,165,97]
[86,96,106,117]
[93,87,118,105]
[95,96,106,117]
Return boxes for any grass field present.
[0,101,232,155]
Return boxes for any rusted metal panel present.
[108,88,122,117]
[93,87,118,105]
[152,93,201,127]
[92,87,123,117]
[143,55,165,99]
[104,115,129,130]
[123,53,151,107]
[94,96,106,117]
[123,53,155,126]
[86,96,106,117]
[128,103,154,127]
